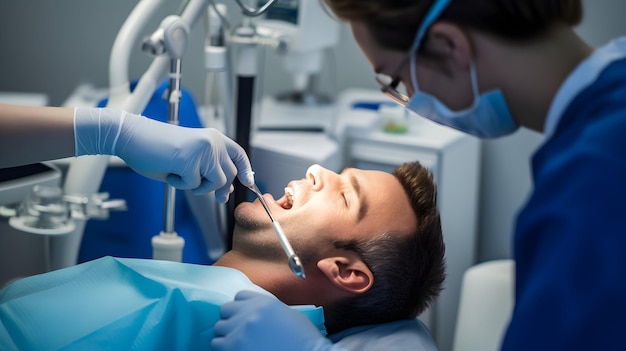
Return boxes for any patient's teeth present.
[285,187,294,198]
[284,187,294,209]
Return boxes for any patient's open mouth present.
[276,186,294,210]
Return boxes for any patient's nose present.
[305,164,324,191]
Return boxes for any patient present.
[0,161,445,350]
[216,162,445,334]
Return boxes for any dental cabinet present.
[337,89,481,351]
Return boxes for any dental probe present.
[246,184,306,279]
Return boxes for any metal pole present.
[163,58,182,234]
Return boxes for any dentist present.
[0,104,254,200]
[212,0,626,350]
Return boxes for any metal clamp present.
[6,185,127,235]
[63,192,128,220]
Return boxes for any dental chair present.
[452,259,515,351]
[330,318,438,351]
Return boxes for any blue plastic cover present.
[0,257,325,350]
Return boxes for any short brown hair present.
[323,0,583,51]
[323,161,445,334]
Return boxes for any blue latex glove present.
[74,107,254,201]
[212,290,336,351]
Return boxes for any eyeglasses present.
[375,53,412,107]
[375,74,409,107]
[378,0,452,107]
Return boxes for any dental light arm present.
[108,0,168,108]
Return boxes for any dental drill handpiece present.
[247,184,306,279]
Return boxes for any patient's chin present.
[234,206,268,231]
[231,225,285,260]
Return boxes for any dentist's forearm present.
[0,104,75,168]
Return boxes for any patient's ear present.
[317,252,373,294]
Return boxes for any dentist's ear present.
[423,21,473,70]
[317,252,374,294]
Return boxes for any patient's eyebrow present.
[350,173,368,222]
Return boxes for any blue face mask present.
[406,61,518,138]
[404,0,518,138]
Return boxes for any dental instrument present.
[246,184,306,279]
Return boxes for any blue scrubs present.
[502,38,626,349]
[0,257,325,351]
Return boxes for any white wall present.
[1,0,625,263]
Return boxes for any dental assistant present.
[0,104,254,200]
[212,0,626,350]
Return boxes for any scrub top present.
[502,38,626,350]
[0,256,325,351]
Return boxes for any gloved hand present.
[74,107,254,201]
[212,290,334,351]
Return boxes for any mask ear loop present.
[410,52,419,93]
[468,60,480,105]
[407,0,453,96]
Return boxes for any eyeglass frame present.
[375,68,410,107]
[374,0,453,108]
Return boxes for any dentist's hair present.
[323,0,583,51]
[324,161,445,334]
